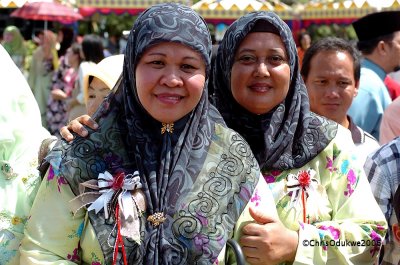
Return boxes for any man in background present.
[348,11,400,140]
[301,37,379,163]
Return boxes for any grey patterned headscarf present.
[213,11,338,170]
[51,3,259,264]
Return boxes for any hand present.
[240,206,298,265]
[51,89,67,100]
[60,115,98,142]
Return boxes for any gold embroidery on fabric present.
[147,212,166,227]
[161,123,174,134]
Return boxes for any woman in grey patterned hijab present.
[20,3,278,265]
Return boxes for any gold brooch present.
[161,123,174,134]
[147,212,166,227]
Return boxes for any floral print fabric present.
[230,126,387,265]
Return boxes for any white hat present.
[83,54,124,104]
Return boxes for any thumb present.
[249,206,276,224]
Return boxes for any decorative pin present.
[1,162,17,180]
[147,212,166,227]
[161,123,174,134]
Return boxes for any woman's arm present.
[218,174,282,265]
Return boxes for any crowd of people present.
[2,3,400,265]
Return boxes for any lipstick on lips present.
[249,82,271,93]
[156,93,184,104]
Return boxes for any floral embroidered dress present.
[20,124,277,264]
[229,126,387,264]
[0,45,50,265]
[47,56,78,136]
[20,4,278,264]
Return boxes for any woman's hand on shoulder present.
[240,206,298,264]
[60,115,98,142]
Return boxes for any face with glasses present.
[231,32,290,114]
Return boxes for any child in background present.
[82,54,124,116]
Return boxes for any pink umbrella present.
[11,1,83,27]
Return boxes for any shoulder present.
[213,122,259,166]
[359,69,386,92]
[365,138,400,183]
[386,97,400,112]
[312,125,363,166]
[332,125,356,148]
[368,137,400,164]
[214,123,250,150]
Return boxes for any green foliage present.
[102,13,136,36]
[77,13,137,36]
[306,24,357,41]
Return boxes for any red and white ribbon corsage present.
[286,169,319,223]
[70,170,145,265]
[87,171,142,220]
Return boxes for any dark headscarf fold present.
[213,11,338,171]
[50,3,259,264]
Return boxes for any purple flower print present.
[344,169,356,197]
[319,225,341,240]
[194,234,209,252]
[347,169,356,184]
[319,225,341,251]
[92,263,101,265]
[57,176,68,192]
[250,189,261,207]
[263,170,281,183]
[325,156,337,172]
[195,212,208,226]
[46,165,68,192]
[263,175,275,183]
[377,224,385,231]
[47,166,55,181]
[67,247,80,262]
[369,230,382,257]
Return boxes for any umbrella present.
[11,1,83,29]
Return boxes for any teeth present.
[251,86,269,91]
